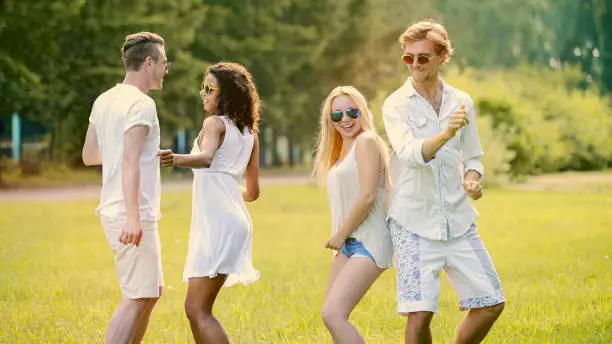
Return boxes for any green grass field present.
[1,185,611,343]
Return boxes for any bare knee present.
[321,304,348,329]
[184,301,202,321]
[406,312,434,331]
[184,298,211,322]
[129,296,159,314]
[469,302,505,321]
[485,302,505,318]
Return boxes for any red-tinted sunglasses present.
[402,54,431,65]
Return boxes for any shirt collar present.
[403,76,449,98]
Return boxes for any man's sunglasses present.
[330,108,360,122]
[201,84,220,95]
[402,54,431,65]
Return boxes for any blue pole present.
[177,128,186,154]
[12,112,21,162]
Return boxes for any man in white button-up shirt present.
[383,20,505,344]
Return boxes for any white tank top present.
[326,133,394,268]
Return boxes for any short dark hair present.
[121,32,165,71]
[205,62,261,133]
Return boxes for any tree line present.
[1,0,610,175]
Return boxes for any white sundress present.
[183,115,260,287]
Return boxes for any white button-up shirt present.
[383,77,484,241]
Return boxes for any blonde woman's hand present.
[325,232,347,251]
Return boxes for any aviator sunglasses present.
[330,108,360,122]
[402,53,431,65]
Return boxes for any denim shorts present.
[340,238,375,263]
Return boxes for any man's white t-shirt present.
[89,83,161,221]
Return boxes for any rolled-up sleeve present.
[383,104,431,168]
[124,99,157,133]
[460,100,484,178]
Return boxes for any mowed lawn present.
[1,185,611,343]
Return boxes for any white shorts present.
[388,218,505,314]
[101,216,164,299]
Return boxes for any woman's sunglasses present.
[330,108,360,122]
[402,54,431,65]
[201,84,220,95]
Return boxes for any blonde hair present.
[399,20,454,63]
[312,86,390,185]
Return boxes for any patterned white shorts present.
[388,218,505,314]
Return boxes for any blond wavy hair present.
[312,86,390,185]
[399,19,454,63]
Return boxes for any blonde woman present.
[313,86,394,344]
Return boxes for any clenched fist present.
[443,105,469,138]
[157,149,175,167]
[463,179,483,200]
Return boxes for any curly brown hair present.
[204,62,261,133]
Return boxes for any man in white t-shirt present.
[81,31,169,344]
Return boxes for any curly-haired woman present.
[158,61,261,343]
